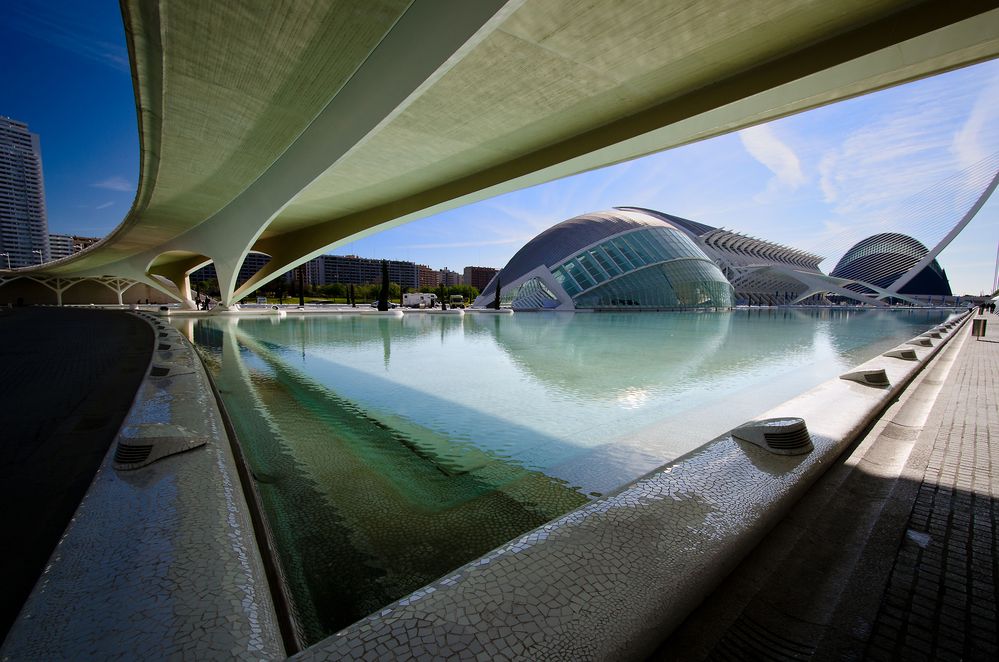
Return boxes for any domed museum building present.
[472,209,733,310]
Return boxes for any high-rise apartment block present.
[417,264,439,290]
[438,268,461,287]
[190,252,273,287]
[1,117,49,268]
[49,233,74,260]
[309,255,419,288]
[462,266,497,291]
[49,234,103,261]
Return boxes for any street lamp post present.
[32,249,42,264]
[0,253,9,269]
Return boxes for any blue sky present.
[2,2,997,295]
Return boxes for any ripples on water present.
[182,307,954,642]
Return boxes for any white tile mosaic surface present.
[1,315,284,660]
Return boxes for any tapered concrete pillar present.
[171,273,197,310]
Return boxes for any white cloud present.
[817,114,954,217]
[738,124,804,202]
[7,5,129,73]
[401,237,531,250]
[952,71,999,170]
[93,176,134,192]
[798,66,999,273]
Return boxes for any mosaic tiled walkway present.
[865,318,998,661]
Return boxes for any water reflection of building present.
[466,311,732,396]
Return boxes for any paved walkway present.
[865,318,997,660]
[656,313,998,661]
[0,307,152,643]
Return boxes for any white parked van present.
[403,292,438,308]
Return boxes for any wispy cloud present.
[6,5,129,73]
[93,176,134,192]
[96,201,115,210]
[952,71,999,170]
[738,125,804,202]
[400,237,530,250]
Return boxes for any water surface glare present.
[182,308,953,642]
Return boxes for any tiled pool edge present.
[0,312,284,660]
[293,313,971,661]
[197,339,307,653]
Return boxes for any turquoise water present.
[180,308,954,642]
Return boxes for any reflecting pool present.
[180,308,954,642]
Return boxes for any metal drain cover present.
[113,424,206,470]
[732,417,813,456]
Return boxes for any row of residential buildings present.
[190,253,498,292]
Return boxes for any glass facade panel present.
[576,253,606,283]
[553,266,582,297]
[614,236,647,267]
[573,260,732,309]
[601,242,632,272]
[511,277,561,309]
[590,247,620,278]
[629,231,664,263]
[540,226,734,310]
[563,259,594,290]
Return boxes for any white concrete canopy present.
[6,0,999,306]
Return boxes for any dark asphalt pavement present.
[0,307,152,643]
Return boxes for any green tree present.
[377,260,390,311]
[490,276,501,309]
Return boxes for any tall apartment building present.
[462,266,497,291]
[311,255,419,288]
[49,233,103,261]
[190,252,273,287]
[438,268,461,287]
[49,233,74,260]
[190,253,424,292]
[417,264,439,290]
[1,117,49,268]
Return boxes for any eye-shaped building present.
[829,233,951,296]
[472,209,734,310]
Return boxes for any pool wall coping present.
[0,312,285,660]
[292,312,970,660]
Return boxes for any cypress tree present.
[378,260,390,311]
[491,276,501,309]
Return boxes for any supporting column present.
[174,274,197,310]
